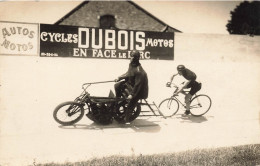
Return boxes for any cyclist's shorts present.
[187,81,201,95]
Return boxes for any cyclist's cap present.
[177,65,185,71]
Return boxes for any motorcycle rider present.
[115,50,149,122]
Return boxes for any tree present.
[226,1,260,36]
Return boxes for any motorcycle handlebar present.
[82,80,116,92]
[83,80,115,86]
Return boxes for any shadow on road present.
[58,118,161,133]
[175,114,212,123]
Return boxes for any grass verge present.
[36,144,260,166]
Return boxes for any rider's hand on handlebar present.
[166,82,171,87]
[127,94,133,100]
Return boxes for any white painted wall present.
[174,33,260,63]
[1,33,260,166]
[1,33,259,111]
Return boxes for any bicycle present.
[159,82,212,117]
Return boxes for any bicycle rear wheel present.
[190,95,212,116]
[159,98,179,117]
[53,101,85,126]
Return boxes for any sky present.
[0,0,243,34]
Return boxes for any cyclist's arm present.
[118,72,128,80]
[170,73,178,83]
[175,80,190,94]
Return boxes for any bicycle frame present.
[160,81,211,117]
[170,93,202,110]
[168,83,202,109]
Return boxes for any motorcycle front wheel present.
[53,101,85,126]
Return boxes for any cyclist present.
[115,51,149,122]
[167,65,201,115]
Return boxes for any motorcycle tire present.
[114,101,141,123]
[53,101,84,126]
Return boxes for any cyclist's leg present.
[183,81,200,114]
[185,93,192,110]
[192,81,202,95]
[125,97,139,122]
[187,81,202,109]
[178,83,190,115]
[174,87,187,96]
[114,81,126,97]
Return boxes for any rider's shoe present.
[182,110,191,116]
[124,114,130,123]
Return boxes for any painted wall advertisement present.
[0,21,38,55]
[40,24,174,60]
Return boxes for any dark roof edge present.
[127,1,182,32]
[54,0,182,33]
[54,1,89,25]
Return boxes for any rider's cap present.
[177,65,186,71]
[130,50,141,60]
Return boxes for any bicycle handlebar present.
[166,82,178,88]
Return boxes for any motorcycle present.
[53,81,141,125]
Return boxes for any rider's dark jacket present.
[118,63,148,99]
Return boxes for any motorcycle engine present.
[87,103,113,125]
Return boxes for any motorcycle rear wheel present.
[114,101,141,123]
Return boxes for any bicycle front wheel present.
[190,95,212,116]
[53,101,85,126]
[159,98,179,117]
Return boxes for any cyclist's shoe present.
[124,115,130,123]
[182,110,191,116]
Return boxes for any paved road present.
[0,102,259,166]
[0,57,259,166]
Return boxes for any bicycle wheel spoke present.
[58,105,79,122]
[70,106,82,115]
[190,103,203,109]
[167,100,172,109]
